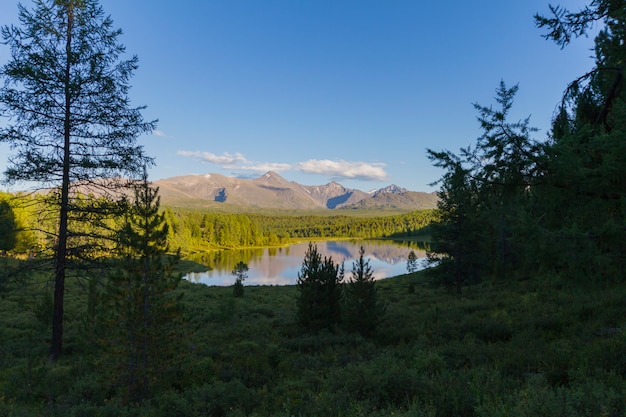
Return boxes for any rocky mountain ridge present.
[154,171,438,211]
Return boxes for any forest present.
[1,0,625,416]
[163,208,435,252]
[0,191,435,255]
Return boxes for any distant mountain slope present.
[339,191,439,211]
[154,171,438,211]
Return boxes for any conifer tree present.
[0,0,156,360]
[427,82,540,288]
[406,250,419,273]
[232,261,248,297]
[106,174,182,402]
[534,1,625,281]
[296,242,344,332]
[427,1,625,287]
[344,246,385,336]
[426,152,485,293]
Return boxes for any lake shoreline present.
[183,239,429,286]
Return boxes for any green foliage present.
[162,208,436,254]
[232,261,248,297]
[1,260,626,416]
[0,0,156,361]
[429,71,624,288]
[0,0,155,185]
[104,178,183,402]
[0,193,437,259]
[530,0,626,282]
[296,242,344,332]
[0,192,40,255]
[534,1,619,48]
[0,197,17,252]
[1,1,625,414]
[426,152,481,294]
[425,2,625,291]
[343,246,385,336]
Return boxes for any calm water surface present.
[184,239,428,286]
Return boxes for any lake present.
[184,239,428,286]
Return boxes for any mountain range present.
[153,171,438,211]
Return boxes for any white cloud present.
[296,159,388,181]
[177,150,292,172]
[177,150,389,182]
[176,150,247,165]
[152,130,169,137]
[242,162,292,172]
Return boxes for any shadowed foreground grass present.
[0,260,624,416]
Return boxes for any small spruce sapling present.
[344,246,385,336]
[406,250,419,273]
[232,261,248,297]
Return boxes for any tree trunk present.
[50,6,74,362]
[50,116,70,361]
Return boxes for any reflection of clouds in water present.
[365,262,396,281]
[185,240,428,286]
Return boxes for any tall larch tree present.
[0,0,156,361]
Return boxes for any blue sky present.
[0,0,596,192]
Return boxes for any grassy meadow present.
[0,256,625,416]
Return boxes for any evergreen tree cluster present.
[296,242,344,332]
[296,243,385,336]
[428,1,625,290]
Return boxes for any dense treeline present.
[0,192,436,257]
[253,210,435,240]
[0,192,124,259]
[0,192,52,257]
[163,208,436,253]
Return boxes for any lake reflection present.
[184,240,428,286]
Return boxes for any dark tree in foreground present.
[0,0,156,361]
[106,175,181,402]
[427,1,625,288]
[534,1,626,281]
[425,152,484,294]
[232,261,248,297]
[296,242,344,332]
[427,82,540,291]
[343,246,385,336]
